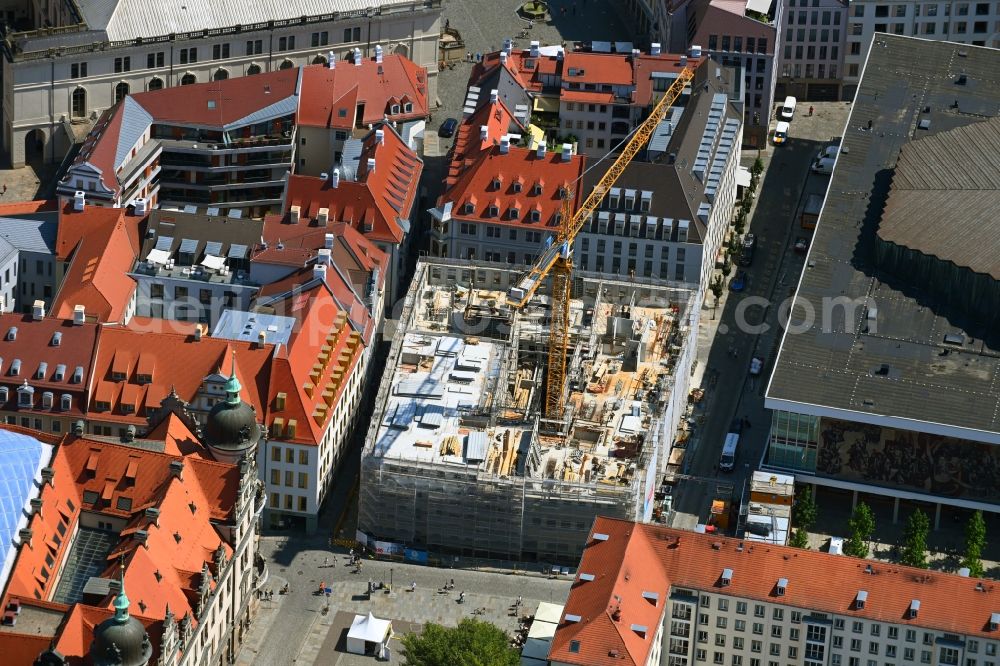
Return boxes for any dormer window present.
[111,370,126,382]
[390,104,400,114]
[464,202,475,215]
[54,364,66,381]
[492,177,502,190]
[512,181,523,193]
[121,403,134,414]
[609,194,620,208]
[17,383,34,407]
[487,205,499,217]
[0,387,8,403]
[10,359,20,376]
[42,392,53,409]
[61,394,72,411]
[530,209,541,222]
[72,366,84,383]
[403,102,413,113]
[136,373,152,385]
[95,400,110,412]
[508,206,520,220]
[533,182,543,195]
[36,362,47,380]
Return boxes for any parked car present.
[739,233,757,267]
[779,95,797,121]
[794,236,810,253]
[811,156,835,174]
[818,143,839,160]
[730,271,748,292]
[438,118,458,138]
[773,121,789,145]
[749,356,764,376]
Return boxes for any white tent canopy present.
[346,612,392,656]
[146,248,171,265]
[201,254,226,271]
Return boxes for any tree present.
[401,619,519,666]
[793,485,818,531]
[789,529,809,549]
[709,276,724,317]
[961,510,987,577]
[844,502,875,558]
[751,156,765,178]
[900,509,930,568]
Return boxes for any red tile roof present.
[132,68,300,127]
[551,517,1000,665]
[298,56,429,129]
[52,204,142,324]
[262,283,367,446]
[0,199,57,215]
[88,327,273,427]
[0,313,100,418]
[439,138,585,229]
[284,123,422,244]
[563,52,635,86]
[50,601,163,665]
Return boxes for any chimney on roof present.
[557,47,564,61]
[651,42,661,56]
[536,143,546,159]
[145,507,160,525]
[257,330,266,348]
[29,497,42,516]
[73,304,85,326]
[169,460,184,480]
[561,143,573,161]
[530,40,539,57]
[690,44,702,58]
[680,55,688,67]
[73,190,85,211]
[133,197,148,216]
[317,248,332,265]
[375,44,383,63]
[500,135,510,154]
[503,38,512,56]
[73,420,84,436]
[193,325,202,342]
[32,300,45,321]
[353,48,363,65]
[489,88,498,103]
[366,157,376,173]
[289,205,301,225]
[324,233,334,249]
[313,263,328,281]
[18,528,32,547]
[631,48,640,58]
[317,207,329,226]
[375,128,385,145]
[135,529,149,548]
[328,51,336,68]
[500,51,508,65]
[332,170,340,188]
[320,172,329,183]
[480,125,489,141]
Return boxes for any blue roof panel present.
[0,430,50,590]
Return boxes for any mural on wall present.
[816,418,1000,503]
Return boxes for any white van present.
[779,96,797,121]
[828,536,844,555]
[773,121,789,145]
[811,156,836,175]
[719,433,739,472]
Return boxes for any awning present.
[204,241,223,256]
[745,0,772,13]
[154,235,173,251]
[146,248,171,265]
[201,254,226,271]
[532,96,560,113]
[736,166,752,187]
[228,244,248,258]
[348,612,391,643]
[525,124,546,150]
[179,238,198,254]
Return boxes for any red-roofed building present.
[55,53,429,221]
[0,416,264,666]
[551,517,1000,666]
[52,204,141,325]
[283,121,422,305]
[296,53,429,177]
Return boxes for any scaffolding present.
[358,258,695,564]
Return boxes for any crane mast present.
[507,66,695,419]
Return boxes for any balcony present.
[133,260,259,287]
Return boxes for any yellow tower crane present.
[506,67,695,419]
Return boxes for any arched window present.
[247,63,262,75]
[180,73,196,85]
[148,77,164,91]
[114,81,130,103]
[279,59,294,70]
[312,55,327,65]
[213,68,229,81]
[71,88,87,118]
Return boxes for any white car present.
[773,121,790,145]
[818,144,839,160]
[811,156,835,174]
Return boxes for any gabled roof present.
[89,328,272,426]
[298,56,428,130]
[131,68,300,128]
[52,204,142,324]
[551,517,1000,665]
[284,123,422,244]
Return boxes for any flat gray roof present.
[765,35,1000,442]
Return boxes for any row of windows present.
[269,492,308,512]
[784,27,841,44]
[787,9,844,25]
[270,445,310,465]
[853,1,996,18]
[68,28,371,80]
[269,469,310,489]
[783,45,840,64]
[706,35,769,53]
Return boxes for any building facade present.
[777,0,848,100]
[3,0,441,168]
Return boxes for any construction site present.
[358,258,697,563]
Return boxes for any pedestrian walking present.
[808,105,814,116]
[324,556,329,566]
[466,51,471,62]
[445,18,450,29]
[1,184,6,196]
